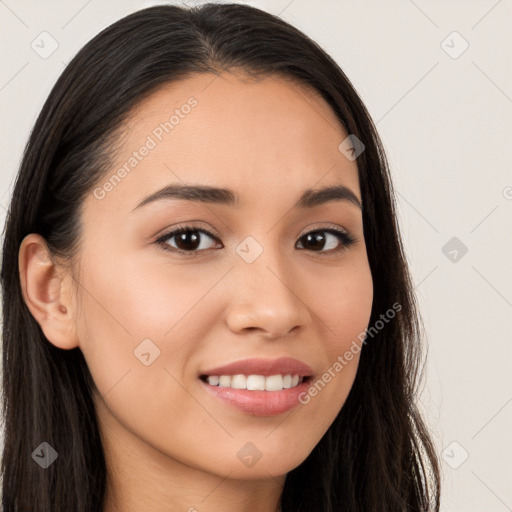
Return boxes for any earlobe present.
[18,233,79,350]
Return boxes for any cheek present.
[312,255,374,352]
[78,249,215,338]
[299,259,373,426]
[328,270,373,351]
[74,252,204,394]
[75,255,212,460]
[75,248,238,416]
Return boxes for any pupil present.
[304,232,325,250]
[177,231,200,251]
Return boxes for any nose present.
[224,252,312,340]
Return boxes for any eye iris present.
[175,231,200,251]
[303,232,326,251]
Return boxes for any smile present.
[200,373,303,391]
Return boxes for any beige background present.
[1,1,511,509]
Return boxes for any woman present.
[1,3,441,511]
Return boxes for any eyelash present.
[154,223,358,258]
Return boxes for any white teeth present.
[247,375,265,390]
[207,375,219,386]
[205,374,304,391]
[265,374,283,391]
[218,375,231,387]
[282,375,292,388]
[230,374,247,389]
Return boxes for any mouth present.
[197,356,315,416]
[199,373,312,391]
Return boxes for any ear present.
[18,233,79,350]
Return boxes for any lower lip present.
[199,377,311,416]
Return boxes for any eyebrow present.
[132,183,362,211]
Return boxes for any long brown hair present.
[1,3,440,511]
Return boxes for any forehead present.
[87,71,361,215]
[131,70,344,134]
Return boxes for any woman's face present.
[69,71,373,480]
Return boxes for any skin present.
[19,71,373,512]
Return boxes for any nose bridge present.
[226,235,310,337]
[236,232,292,295]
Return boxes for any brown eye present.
[296,228,356,253]
[155,226,221,254]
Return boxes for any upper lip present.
[200,357,313,377]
